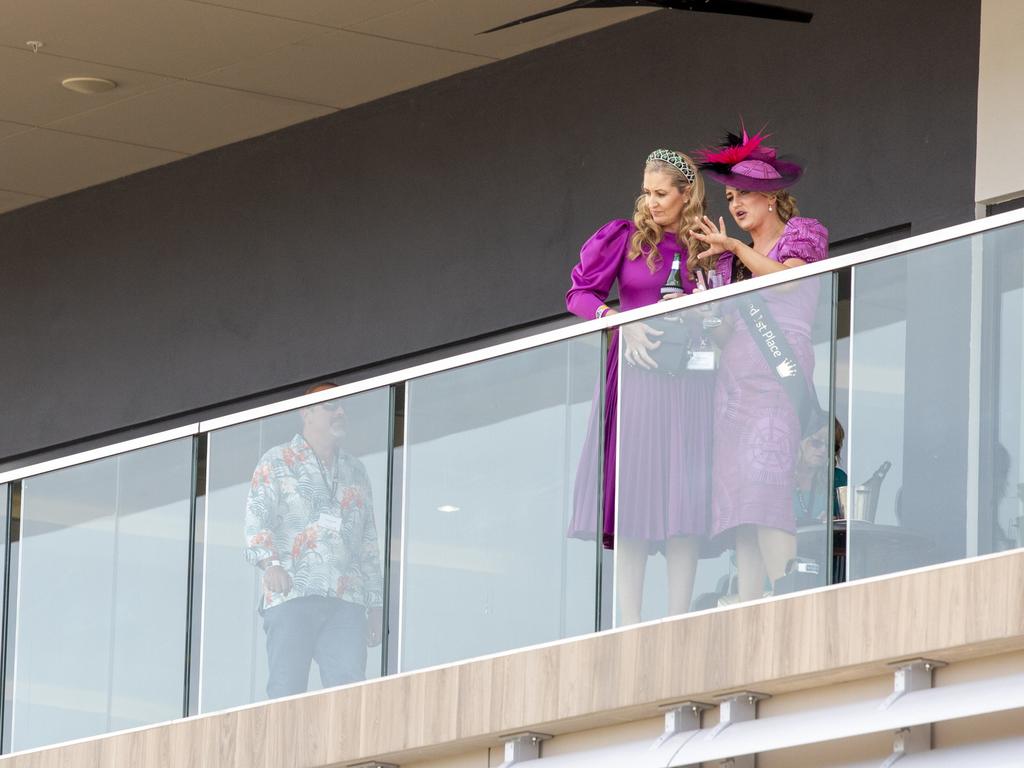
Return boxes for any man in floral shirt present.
[244,383,384,698]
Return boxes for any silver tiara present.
[646,149,696,184]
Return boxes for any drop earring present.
[768,205,773,211]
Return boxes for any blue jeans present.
[262,596,368,698]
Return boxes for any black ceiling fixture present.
[480,0,812,34]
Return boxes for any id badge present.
[687,349,718,371]
[317,513,342,533]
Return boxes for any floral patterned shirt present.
[244,434,384,611]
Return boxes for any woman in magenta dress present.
[566,149,731,624]
[691,128,829,602]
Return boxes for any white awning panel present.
[665,671,1024,765]
[531,735,684,768]
[532,672,1024,767]
[895,735,1024,766]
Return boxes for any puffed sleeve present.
[776,217,829,264]
[566,219,632,320]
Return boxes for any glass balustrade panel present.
[0,482,5,712]
[615,272,836,624]
[5,439,193,752]
[847,221,1024,578]
[199,387,390,713]
[400,335,603,670]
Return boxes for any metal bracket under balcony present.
[518,660,1024,767]
[496,731,552,767]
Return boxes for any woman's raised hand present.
[621,322,663,370]
[690,215,733,258]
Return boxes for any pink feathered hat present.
[696,126,803,192]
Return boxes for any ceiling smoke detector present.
[61,77,117,95]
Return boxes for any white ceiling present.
[0,0,652,215]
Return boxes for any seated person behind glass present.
[794,418,848,525]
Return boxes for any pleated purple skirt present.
[569,333,714,550]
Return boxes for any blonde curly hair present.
[627,152,709,278]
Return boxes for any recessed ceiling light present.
[62,77,117,95]
[437,504,460,513]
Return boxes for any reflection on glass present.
[7,440,192,751]
[848,223,1024,578]
[616,273,834,622]
[200,387,389,712]
[3,480,16,748]
[0,485,6,684]
[995,229,1024,552]
[0,481,6,561]
[400,336,602,670]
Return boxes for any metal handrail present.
[2,206,1023,485]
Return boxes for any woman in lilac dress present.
[566,149,731,624]
[691,128,829,602]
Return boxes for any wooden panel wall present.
[4,551,1023,767]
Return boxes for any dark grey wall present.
[0,0,980,461]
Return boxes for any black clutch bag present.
[645,315,692,376]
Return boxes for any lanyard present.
[313,453,338,500]
[299,434,340,505]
